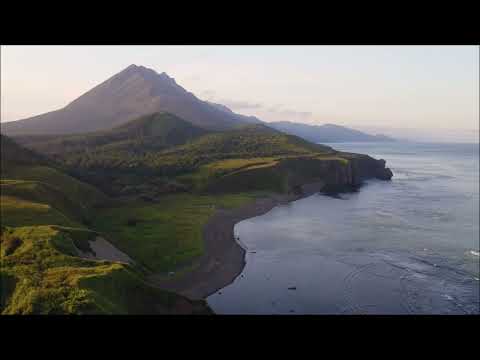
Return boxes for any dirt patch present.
[76,236,134,265]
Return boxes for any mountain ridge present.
[12,112,210,156]
[269,121,395,143]
[1,65,262,136]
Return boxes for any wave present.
[375,211,394,218]
[470,250,480,257]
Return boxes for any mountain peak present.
[2,65,263,135]
[135,66,182,91]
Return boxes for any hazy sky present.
[1,45,478,137]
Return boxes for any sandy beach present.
[149,183,324,300]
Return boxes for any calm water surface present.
[207,142,479,314]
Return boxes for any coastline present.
[148,182,324,300]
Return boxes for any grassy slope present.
[92,193,258,273]
[1,134,48,169]
[1,178,100,228]
[16,121,341,197]
[15,121,334,176]
[14,112,209,157]
[1,135,107,224]
[176,153,350,193]
[0,135,212,314]
[176,157,280,191]
[0,226,211,314]
[0,194,82,228]
[3,166,107,211]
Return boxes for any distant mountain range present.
[269,121,394,143]
[1,65,261,135]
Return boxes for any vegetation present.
[0,135,212,314]
[0,178,102,227]
[1,134,49,170]
[3,166,106,211]
[14,112,208,157]
[0,113,360,314]
[13,117,341,197]
[0,194,82,228]
[0,226,211,314]
[1,134,107,223]
[92,193,257,272]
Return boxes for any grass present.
[176,157,279,191]
[1,164,108,228]
[0,157,213,313]
[3,166,107,211]
[1,180,90,226]
[174,153,351,194]
[0,195,82,228]
[91,193,257,272]
[0,225,211,314]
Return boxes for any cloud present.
[266,105,313,121]
[200,92,263,110]
[219,99,263,110]
[197,91,313,122]
[200,89,216,99]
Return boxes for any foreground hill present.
[269,121,395,143]
[0,225,212,314]
[1,65,261,136]
[0,135,212,314]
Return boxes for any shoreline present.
[148,182,324,300]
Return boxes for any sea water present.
[207,142,480,314]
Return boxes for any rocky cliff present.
[204,153,393,195]
[304,153,393,194]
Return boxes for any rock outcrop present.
[205,153,393,195]
[315,154,393,193]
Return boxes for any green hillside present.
[1,134,49,170]
[13,119,337,196]
[166,123,332,157]
[0,225,211,314]
[14,112,209,156]
[1,135,106,225]
[2,167,107,220]
[16,119,333,175]
[0,135,212,314]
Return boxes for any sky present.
[1,45,478,141]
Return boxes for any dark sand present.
[149,183,324,300]
[76,236,134,265]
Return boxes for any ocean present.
[207,142,480,314]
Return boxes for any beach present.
[149,183,324,300]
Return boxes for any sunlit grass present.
[91,193,256,272]
[0,225,210,314]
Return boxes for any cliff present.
[302,153,394,194]
[203,153,393,195]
